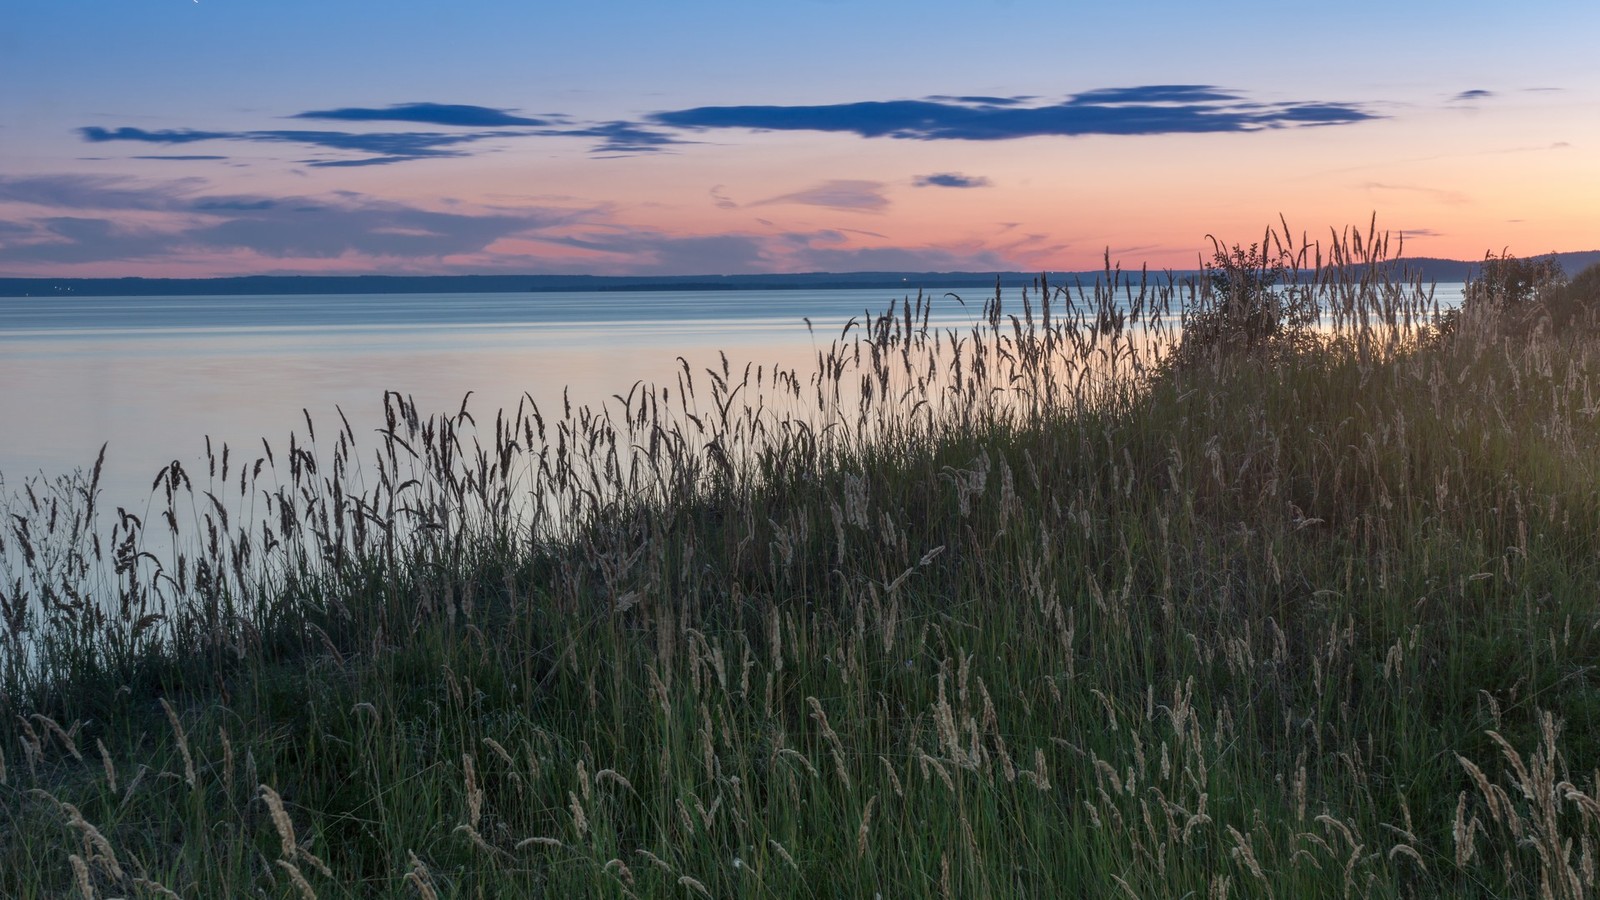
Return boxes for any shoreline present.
[5,250,1600,297]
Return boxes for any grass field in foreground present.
[3,224,1600,898]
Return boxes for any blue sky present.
[1,0,1595,276]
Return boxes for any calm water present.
[0,283,1465,516]
[0,288,993,512]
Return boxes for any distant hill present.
[0,272,1048,298]
[1364,251,1600,282]
[3,252,1597,297]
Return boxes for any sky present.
[1,0,1596,278]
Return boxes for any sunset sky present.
[2,0,1596,278]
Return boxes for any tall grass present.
[2,221,1599,897]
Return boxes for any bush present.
[1540,260,1600,331]
[1162,238,1320,374]
[1466,251,1565,308]
[1436,251,1570,342]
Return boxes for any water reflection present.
[0,289,995,511]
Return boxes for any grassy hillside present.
[3,226,1599,897]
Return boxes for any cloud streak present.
[80,125,519,166]
[79,127,232,145]
[552,121,689,156]
[650,85,1379,142]
[914,172,991,188]
[292,102,552,127]
[752,180,889,212]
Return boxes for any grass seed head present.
[259,784,297,859]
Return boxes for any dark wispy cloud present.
[293,102,552,127]
[192,198,281,211]
[74,85,1382,167]
[553,122,689,156]
[1451,89,1494,102]
[925,95,1035,106]
[753,180,889,212]
[79,127,232,144]
[1069,85,1238,105]
[302,155,439,168]
[79,114,688,163]
[133,155,229,161]
[80,125,517,166]
[260,129,512,160]
[914,172,991,189]
[649,85,1379,142]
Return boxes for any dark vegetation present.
[3,222,1600,897]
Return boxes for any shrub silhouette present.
[1431,251,1596,344]
[1163,236,1319,374]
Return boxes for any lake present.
[0,288,1003,514]
[0,281,1466,517]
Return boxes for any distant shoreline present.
[4,251,1598,297]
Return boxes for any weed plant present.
[2,220,1599,897]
